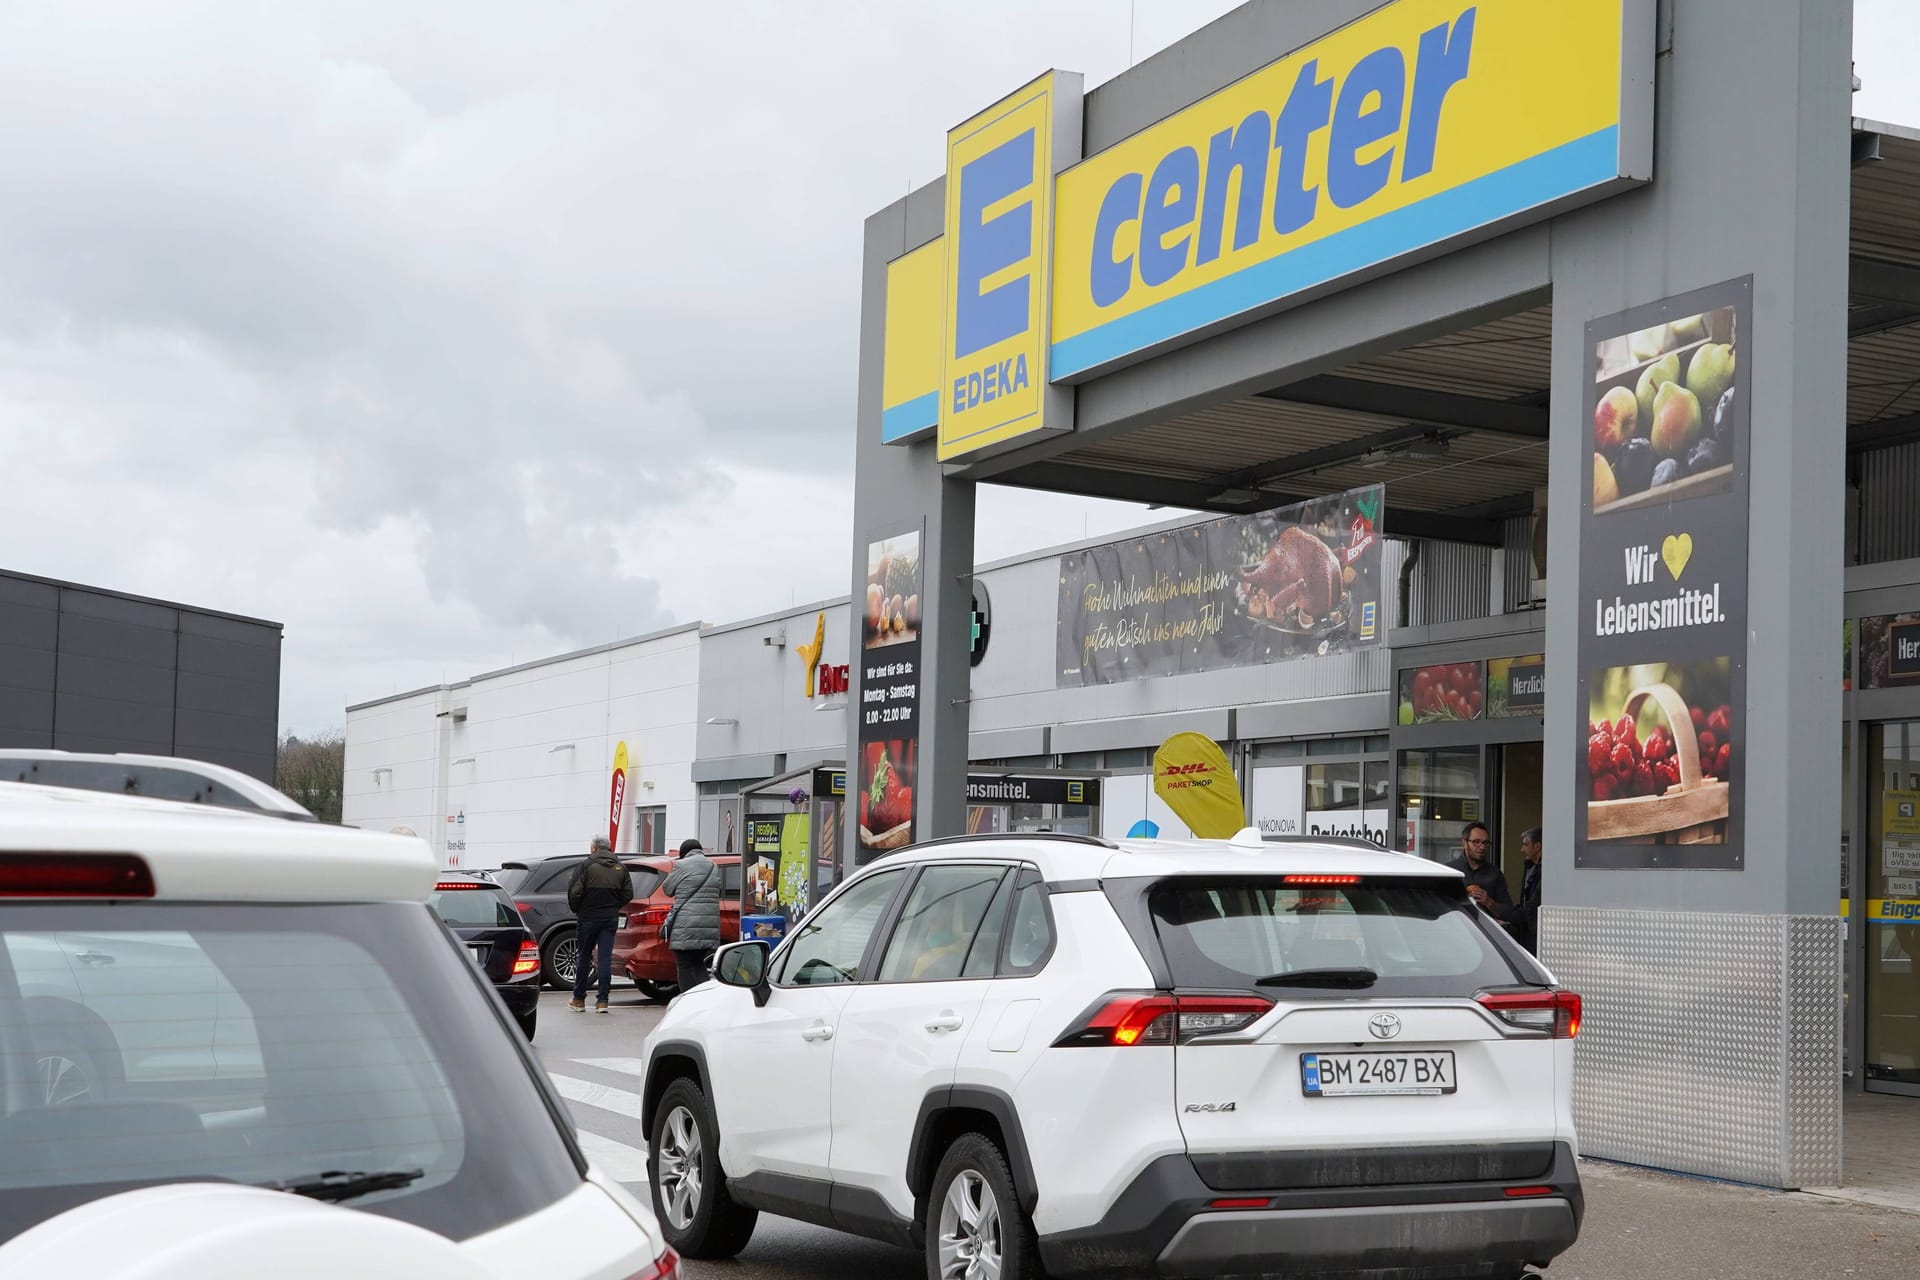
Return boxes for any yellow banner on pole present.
[1152,733,1244,839]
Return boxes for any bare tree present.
[276,730,345,824]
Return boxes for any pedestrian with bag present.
[567,835,634,1014]
[661,837,723,994]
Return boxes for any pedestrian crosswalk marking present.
[575,1129,651,1183]
[572,1057,653,1078]
[549,1070,650,1122]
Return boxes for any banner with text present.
[1057,486,1384,686]
[1577,278,1751,871]
[857,524,924,859]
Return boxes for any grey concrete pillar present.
[1542,0,1852,1188]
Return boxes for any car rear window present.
[491,866,531,894]
[0,900,582,1247]
[428,885,523,928]
[627,869,663,899]
[1147,877,1524,999]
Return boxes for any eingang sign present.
[876,0,1650,457]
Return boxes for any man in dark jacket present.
[1506,827,1545,955]
[1446,822,1513,920]
[661,837,723,993]
[567,835,634,1013]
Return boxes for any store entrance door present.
[1490,742,1544,902]
[1866,720,1920,1096]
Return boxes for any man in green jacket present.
[567,835,634,1013]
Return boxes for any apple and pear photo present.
[1591,305,1737,513]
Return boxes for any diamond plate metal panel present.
[1541,907,1842,1189]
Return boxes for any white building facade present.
[344,624,700,870]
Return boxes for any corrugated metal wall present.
[1857,442,1920,563]
[1412,540,1493,626]
[1502,516,1538,609]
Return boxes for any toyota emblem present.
[1368,1013,1403,1041]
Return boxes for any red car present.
[614,855,742,1000]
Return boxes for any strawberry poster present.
[857,524,923,860]
[1576,278,1752,871]
[1056,486,1385,687]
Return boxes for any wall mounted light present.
[705,717,739,726]
[548,743,576,754]
[372,767,392,783]
[451,756,475,766]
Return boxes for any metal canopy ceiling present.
[989,122,1920,546]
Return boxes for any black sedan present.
[427,874,543,1040]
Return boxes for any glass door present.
[1866,720,1920,1094]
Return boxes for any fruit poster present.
[1577,278,1752,871]
[1056,486,1385,687]
[857,524,922,858]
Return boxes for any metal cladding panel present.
[1541,906,1841,1189]
[1857,442,1920,563]
[1413,541,1492,626]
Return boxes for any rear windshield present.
[428,886,523,928]
[629,869,664,899]
[0,900,581,1246]
[491,865,531,894]
[1148,878,1525,999]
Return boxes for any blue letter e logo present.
[954,129,1035,360]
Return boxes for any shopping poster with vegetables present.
[857,523,923,859]
[1577,278,1751,871]
[775,813,811,919]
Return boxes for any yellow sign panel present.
[1885,789,1920,839]
[881,240,944,443]
[938,73,1066,461]
[1868,898,1920,925]
[1153,732,1245,840]
[1051,0,1635,378]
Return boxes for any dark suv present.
[495,854,664,989]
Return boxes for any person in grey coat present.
[661,837,723,992]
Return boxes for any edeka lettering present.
[951,353,1032,412]
[1089,9,1475,311]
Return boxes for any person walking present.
[1506,827,1545,955]
[661,837,723,994]
[1446,821,1513,921]
[566,835,634,1013]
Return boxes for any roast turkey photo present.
[1239,525,1350,635]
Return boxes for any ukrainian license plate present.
[1301,1051,1456,1097]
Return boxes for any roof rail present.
[891,831,1119,856]
[0,751,315,821]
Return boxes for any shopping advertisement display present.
[1860,612,1920,689]
[1577,278,1751,870]
[856,524,924,858]
[1057,485,1384,686]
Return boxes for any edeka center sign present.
[876,1,1650,458]
[1051,0,1647,379]
[936,72,1083,462]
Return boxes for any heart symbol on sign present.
[1661,533,1693,580]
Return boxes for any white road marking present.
[548,1070,649,1122]
[571,1056,653,1079]
[576,1129,652,1183]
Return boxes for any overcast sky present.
[1,1,1914,736]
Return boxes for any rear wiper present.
[261,1168,426,1203]
[1256,967,1379,988]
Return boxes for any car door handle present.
[800,1024,835,1042]
[75,951,115,967]
[925,1013,964,1033]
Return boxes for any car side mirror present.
[713,940,772,1006]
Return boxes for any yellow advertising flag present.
[607,741,630,851]
[1152,733,1244,839]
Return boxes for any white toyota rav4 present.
[641,830,1582,1280]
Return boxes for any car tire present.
[541,929,577,990]
[515,1007,537,1041]
[649,1078,757,1259]
[926,1133,1039,1280]
[637,980,677,1003]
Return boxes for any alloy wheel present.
[551,935,578,986]
[657,1104,704,1231]
[937,1169,1003,1280]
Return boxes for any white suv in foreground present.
[0,775,677,1279]
[641,831,1581,1280]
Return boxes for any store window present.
[634,806,666,855]
[1397,747,1481,861]
[1866,721,1920,1092]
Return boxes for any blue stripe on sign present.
[880,392,939,444]
[1051,127,1623,380]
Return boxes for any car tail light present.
[1477,989,1582,1038]
[1503,1185,1556,1198]
[512,939,541,977]
[1283,874,1361,886]
[637,907,670,935]
[1207,1197,1272,1210]
[514,902,532,914]
[1053,991,1273,1047]
[625,1249,682,1280]
[434,881,487,890]
[0,853,155,898]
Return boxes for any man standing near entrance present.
[567,835,634,1014]
[1505,827,1545,955]
[662,837,723,993]
[1447,822,1513,921]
